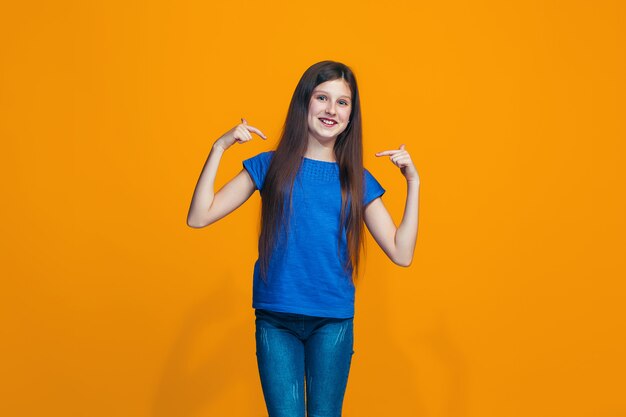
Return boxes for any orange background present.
[2,0,625,416]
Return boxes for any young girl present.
[187,61,419,417]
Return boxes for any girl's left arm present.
[364,144,420,267]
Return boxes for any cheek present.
[308,100,322,115]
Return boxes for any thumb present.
[241,118,248,125]
[399,144,406,151]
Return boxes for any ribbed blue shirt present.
[243,151,385,318]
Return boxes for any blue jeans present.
[255,308,354,417]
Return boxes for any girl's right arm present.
[186,119,266,228]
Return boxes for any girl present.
[187,61,419,417]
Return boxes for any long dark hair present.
[259,60,364,282]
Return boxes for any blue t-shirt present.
[243,151,385,318]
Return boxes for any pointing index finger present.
[240,118,267,139]
[376,149,401,157]
[245,125,267,139]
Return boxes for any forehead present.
[312,79,352,98]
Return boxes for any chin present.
[323,127,347,138]
[320,133,343,142]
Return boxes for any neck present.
[304,136,337,162]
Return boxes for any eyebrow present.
[313,90,352,100]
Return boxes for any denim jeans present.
[255,308,354,417]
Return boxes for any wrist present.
[213,139,228,153]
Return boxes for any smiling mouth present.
[319,118,338,126]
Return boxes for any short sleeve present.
[364,169,385,206]
[242,151,274,191]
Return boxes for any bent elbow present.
[391,255,413,267]
[186,216,209,228]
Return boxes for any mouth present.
[319,118,338,127]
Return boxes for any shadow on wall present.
[350,262,469,416]
[349,266,424,416]
[151,274,259,417]
[413,310,470,417]
[358,311,469,416]
[349,313,424,415]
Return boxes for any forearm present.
[393,179,420,266]
[186,142,226,227]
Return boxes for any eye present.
[317,95,327,101]
[339,100,349,106]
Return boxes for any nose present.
[325,102,336,115]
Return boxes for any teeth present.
[321,119,336,125]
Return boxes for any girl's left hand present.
[376,144,420,183]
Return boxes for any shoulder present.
[363,168,382,185]
[243,151,275,169]
[363,167,385,204]
[245,150,275,163]
[242,151,275,191]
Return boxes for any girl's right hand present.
[214,118,267,151]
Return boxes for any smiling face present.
[307,78,353,145]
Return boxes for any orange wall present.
[2,1,625,416]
